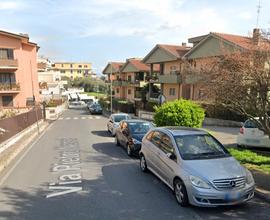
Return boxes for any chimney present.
[253,28,260,45]
[182,42,187,47]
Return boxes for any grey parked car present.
[139,127,255,207]
[107,113,131,136]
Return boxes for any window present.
[170,66,177,71]
[60,70,65,73]
[78,70,81,73]
[182,84,191,99]
[117,76,120,80]
[0,73,15,83]
[70,64,73,68]
[128,75,132,81]
[128,89,131,95]
[160,134,174,154]
[61,64,64,67]
[2,96,13,106]
[169,88,176,96]
[0,49,14,59]
[70,70,73,73]
[84,65,88,68]
[151,131,162,147]
[116,88,119,93]
[78,65,82,68]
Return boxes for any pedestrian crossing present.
[58,116,102,120]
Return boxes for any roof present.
[212,32,254,50]
[120,58,159,72]
[154,127,207,136]
[158,44,191,58]
[0,30,38,47]
[102,62,124,74]
[142,44,191,64]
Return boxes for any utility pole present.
[110,62,113,113]
[30,60,40,134]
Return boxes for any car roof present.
[124,119,151,123]
[112,113,129,116]
[152,126,207,136]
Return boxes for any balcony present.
[0,59,18,70]
[158,73,182,84]
[126,80,140,87]
[184,74,203,84]
[0,83,20,93]
[112,80,122,87]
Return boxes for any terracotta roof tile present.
[158,44,191,58]
[111,62,124,71]
[128,59,159,72]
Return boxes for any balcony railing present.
[0,83,20,93]
[0,59,18,70]
[112,80,122,87]
[158,73,182,84]
[184,74,203,84]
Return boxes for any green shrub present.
[153,99,205,127]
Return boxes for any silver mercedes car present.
[139,127,255,207]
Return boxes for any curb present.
[255,188,270,203]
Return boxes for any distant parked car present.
[237,118,270,148]
[68,101,87,109]
[107,113,131,136]
[115,120,154,156]
[88,103,103,114]
[140,127,255,207]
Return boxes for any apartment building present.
[102,62,124,99]
[52,62,92,79]
[119,58,159,103]
[142,44,191,101]
[0,30,40,108]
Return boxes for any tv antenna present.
[256,0,262,28]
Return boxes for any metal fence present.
[0,108,43,144]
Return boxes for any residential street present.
[0,109,269,220]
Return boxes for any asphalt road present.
[0,109,270,220]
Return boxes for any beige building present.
[52,62,92,79]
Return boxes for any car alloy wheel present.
[174,179,188,207]
[140,155,148,172]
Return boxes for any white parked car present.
[107,113,131,136]
[68,101,87,109]
[237,118,270,148]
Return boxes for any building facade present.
[52,62,92,79]
[0,30,40,108]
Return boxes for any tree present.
[193,42,270,137]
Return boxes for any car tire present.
[115,136,120,146]
[140,154,148,172]
[174,179,189,207]
[127,144,132,157]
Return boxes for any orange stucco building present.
[0,30,40,108]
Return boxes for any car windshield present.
[174,134,230,160]
[114,115,129,122]
[244,119,262,129]
[128,122,153,134]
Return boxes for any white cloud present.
[53,0,230,44]
[0,1,21,10]
[238,11,252,20]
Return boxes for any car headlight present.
[245,168,254,184]
[132,138,141,145]
[190,175,211,189]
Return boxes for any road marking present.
[73,117,78,120]
[81,117,86,119]
[65,117,71,120]
[58,117,64,120]
[88,116,93,119]
[0,122,54,186]
[94,116,101,119]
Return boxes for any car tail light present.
[240,127,244,134]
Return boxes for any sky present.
[0,0,270,75]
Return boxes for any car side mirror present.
[166,152,176,160]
